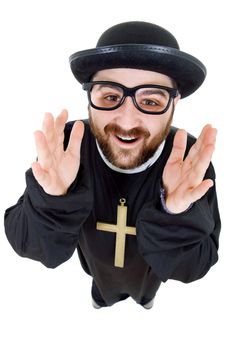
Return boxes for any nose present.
[115,96,141,129]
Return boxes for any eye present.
[141,99,159,106]
[105,94,121,102]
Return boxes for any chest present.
[80,164,160,267]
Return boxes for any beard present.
[89,108,174,170]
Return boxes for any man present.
[4,21,221,309]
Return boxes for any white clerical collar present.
[96,139,165,174]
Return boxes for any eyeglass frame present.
[82,80,179,115]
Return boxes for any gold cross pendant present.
[96,198,136,268]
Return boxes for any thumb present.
[189,179,214,203]
[31,161,48,187]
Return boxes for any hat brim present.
[69,44,206,98]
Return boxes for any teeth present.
[117,135,136,141]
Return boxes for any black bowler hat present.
[69,21,206,98]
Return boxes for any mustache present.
[104,123,150,138]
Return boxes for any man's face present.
[89,68,180,169]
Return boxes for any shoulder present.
[166,126,197,156]
[168,126,197,146]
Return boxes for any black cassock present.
[4,120,221,307]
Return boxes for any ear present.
[173,93,181,107]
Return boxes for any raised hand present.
[162,124,217,214]
[32,109,84,196]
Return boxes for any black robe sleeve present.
[136,163,220,283]
[4,122,93,268]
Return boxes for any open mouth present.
[116,135,139,144]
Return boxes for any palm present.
[162,125,217,213]
[32,110,84,195]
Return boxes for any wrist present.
[46,189,68,196]
[160,187,193,214]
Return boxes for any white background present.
[0,0,232,349]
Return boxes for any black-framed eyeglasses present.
[82,81,179,115]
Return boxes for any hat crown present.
[70,21,206,98]
[97,21,180,50]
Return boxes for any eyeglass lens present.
[89,83,172,113]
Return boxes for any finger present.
[184,125,208,162]
[199,125,217,147]
[42,113,55,143]
[54,109,69,150]
[195,124,213,148]
[189,179,214,203]
[186,125,217,161]
[34,130,52,169]
[66,120,84,157]
[202,127,217,152]
[32,162,49,188]
[167,129,187,165]
[55,109,69,135]
[189,143,215,186]
[196,124,212,146]
[186,126,216,175]
[32,161,56,193]
[32,162,44,185]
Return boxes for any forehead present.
[92,68,174,87]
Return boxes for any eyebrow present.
[93,82,170,98]
[136,89,167,98]
[95,84,123,92]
